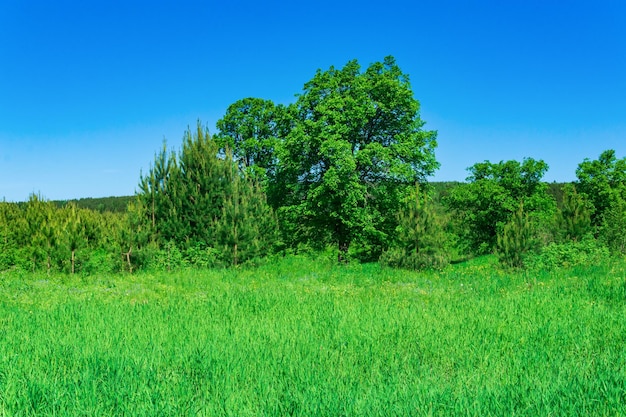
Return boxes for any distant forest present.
[46,182,568,215]
[52,196,133,213]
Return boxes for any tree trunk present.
[336,223,350,263]
[338,240,350,263]
[123,246,133,274]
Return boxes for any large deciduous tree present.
[275,56,439,261]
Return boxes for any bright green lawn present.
[0,256,625,416]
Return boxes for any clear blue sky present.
[1,0,625,201]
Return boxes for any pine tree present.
[138,141,177,243]
[380,185,450,270]
[60,202,85,274]
[176,122,227,249]
[24,194,59,273]
[497,203,535,268]
[214,153,279,266]
[0,202,24,270]
[136,121,280,268]
[556,184,592,242]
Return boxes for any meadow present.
[0,255,624,416]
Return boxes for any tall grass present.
[0,255,624,415]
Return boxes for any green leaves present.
[276,56,438,260]
[447,158,555,255]
[215,97,286,182]
[556,184,592,243]
[576,149,626,226]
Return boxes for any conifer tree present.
[138,141,177,243]
[60,202,85,274]
[380,185,450,270]
[556,184,592,242]
[175,122,226,248]
[24,194,58,273]
[137,121,279,267]
[214,153,279,266]
[497,203,535,268]
[110,199,152,273]
[0,202,24,270]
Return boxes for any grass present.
[0,255,625,415]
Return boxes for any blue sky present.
[1,0,625,201]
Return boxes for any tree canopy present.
[275,56,439,260]
[576,149,626,226]
[215,98,287,182]
[446,158,554,254]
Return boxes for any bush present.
[81,248,118,275]
[379,246,449,271]
[526,236,610,271]
[150,241,187,271]
[184,243,221,269]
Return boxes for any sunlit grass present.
[0,255,625,415]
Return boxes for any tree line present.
[1,56,625,274]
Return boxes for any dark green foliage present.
[446,158,555,255]
[0,194,131,275]
[59,203,85,274]
[497,203,536,268]
[555,184,593,243]
[599,196,626,255]
[137,140,177,243]
[380,185,451,270]
[215,97,287,182]
[0,201,25,270]
[10,62,626,274]
[136,122,279,267]
[113,200,152,273]
[24,194,58,273]
[174,124,226,247]
[276,56,439,261]
[213,158,279,266]
[545,181,569,207]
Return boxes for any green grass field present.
[0,255,625,416]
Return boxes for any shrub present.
[526,236,610,271]
[81,248,118,275]
[184,243,221,269]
